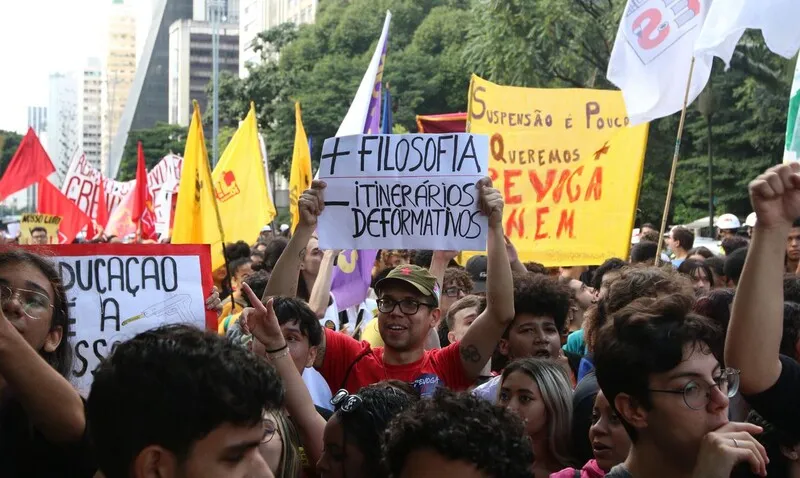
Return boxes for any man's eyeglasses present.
[0,285,53,319]
[443,287,467,298]
[648,368,740,410]
[377,298,435,315]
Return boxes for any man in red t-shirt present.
[259,176,515,396]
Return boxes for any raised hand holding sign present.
[317,133,490,251]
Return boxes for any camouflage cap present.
[375,264,440,305]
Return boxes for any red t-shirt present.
[317,328,473,396]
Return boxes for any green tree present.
[119,123,189,180]
[212,0,473,176]
[0,130,24,178]
[463,0,793,226]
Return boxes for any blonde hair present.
[272,410,303,478]
[501,358,574,468]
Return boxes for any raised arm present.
[505,235,528,274]
[430,250,458,291]
[263,180,326,301]
[308,249,339,318]
[242,283,325,466]
[459,177,514,380]
[0,317,85,443]
[727,163,800,394]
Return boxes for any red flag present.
[87,176,110,239]
[0,128,56,201]
[37,180,90,244]
[96,176,109,228]
[131,142,157,239]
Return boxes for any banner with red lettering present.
[61,150,182,235]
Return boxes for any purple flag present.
[330,12,390,310]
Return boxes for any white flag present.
[607,0,713,125]
[335,10,391,136]
[694,0,800,67]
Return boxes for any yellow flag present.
[290,102,312,232]
[212,103,276,257]
[172,101,225,270]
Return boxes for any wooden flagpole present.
[655,57,697,265]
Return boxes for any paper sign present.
[17,244,214,395]
[467,75,649,266]
[317,133,490,251]
[20,213,61,244]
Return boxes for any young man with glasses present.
[263,177,514,396]
[594,294,768,478]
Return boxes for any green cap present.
[375,265,440,305]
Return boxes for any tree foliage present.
[213,0,794,226]
[213,0,472,175]
[464,0,794,225]
[0,130,23,178]
[119,123,189,180]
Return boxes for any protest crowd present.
[5,2,800,478]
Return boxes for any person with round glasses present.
[594,294,768,478]
[0,249,96,476]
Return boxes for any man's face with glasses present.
[377,283,439,353]
[618,344,733,468]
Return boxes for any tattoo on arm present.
[459,344,482,363]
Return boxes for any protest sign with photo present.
[317,133,489,251]
[467,75,649,266]
[19,213,61,244]
[19,244,214,395]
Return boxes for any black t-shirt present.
[743,354,800,440]
[0,397,96,477]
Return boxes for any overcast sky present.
[0,0,153,134]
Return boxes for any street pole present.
[211,0,220,168]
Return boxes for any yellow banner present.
[467,75,649,266]
[20,213,61,244]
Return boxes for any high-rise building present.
[109,0,194,178]
[23,106,48,209]
[238,0,317,77]
[48,72,79,183]
[102,0,138,177]
[27,107,47,135]
[194,0,239,23]
[80,58,104,170]
[169,19,239,126]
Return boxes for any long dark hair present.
[0,249,72,378]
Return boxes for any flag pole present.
[655,57,697,265]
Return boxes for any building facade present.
[80,58,104,170]
[109,0,195,178]
[168,19,239,126]
[27,107,47,135]
[47,73,79,183]
[238,0,317,77]
[194,0,239,23]
[102,0,137,176]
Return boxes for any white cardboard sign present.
[23,244,214,395]
[317,134,490,251]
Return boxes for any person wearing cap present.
[279,223,290,238]
[716,213,741,241]
[259,224,273,242]
[261,177,514,396]
[745,212,757,237]
[465,255,488,294]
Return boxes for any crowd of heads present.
[9,166,800,478]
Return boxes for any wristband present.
[266,343,288,354]
[267,348,290,360]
